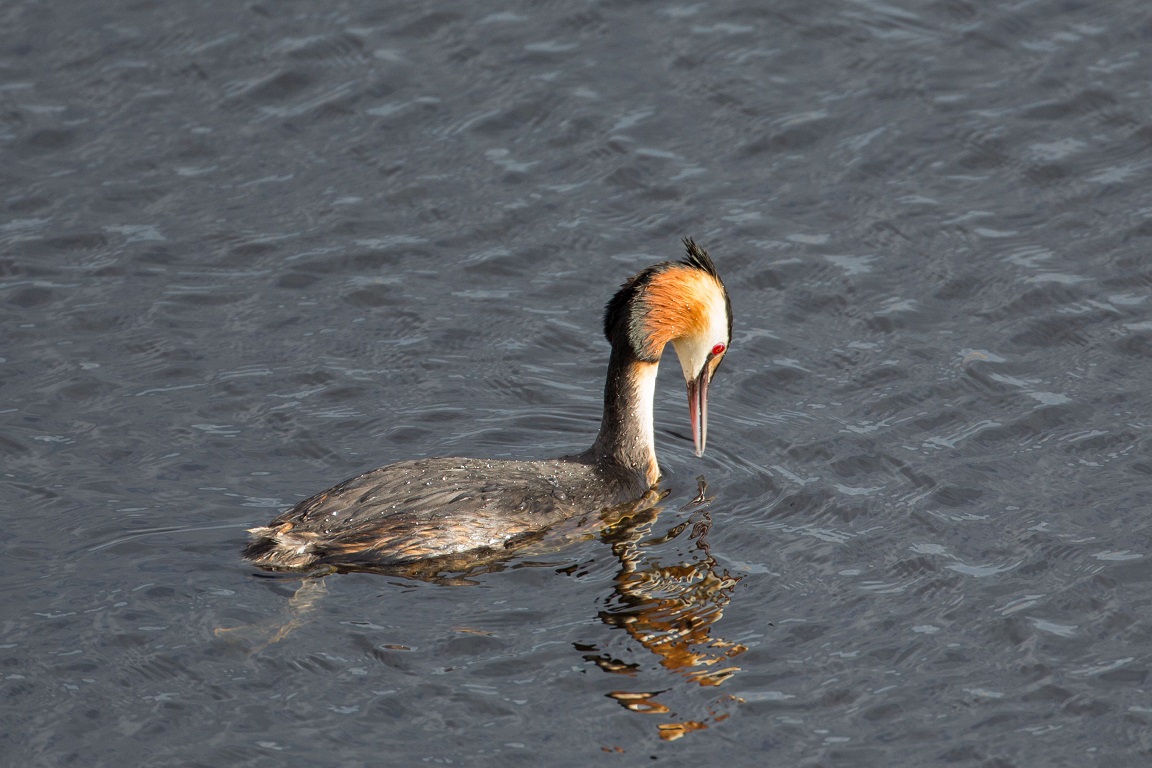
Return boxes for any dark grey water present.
[4,0,1152,764]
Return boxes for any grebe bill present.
[244,238,732,571]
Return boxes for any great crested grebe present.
[244,238,732,571]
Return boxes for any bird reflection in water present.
[576,476,747,741]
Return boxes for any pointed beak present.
[686,365,710,457]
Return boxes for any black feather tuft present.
[681,237,719,277]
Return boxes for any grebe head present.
[604,238,732,456]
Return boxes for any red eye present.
[711,343,726,356]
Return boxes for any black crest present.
[681,237,720,278]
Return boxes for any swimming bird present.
[243,238,732,572]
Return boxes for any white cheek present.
[672,335,711,382]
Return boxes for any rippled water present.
[4,0,1152,764]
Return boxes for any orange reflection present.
[590,477,746,739]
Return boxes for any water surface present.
[3,0,1152,764]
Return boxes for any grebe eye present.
[711,343,726,356]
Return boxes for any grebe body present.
[244,239,732,571]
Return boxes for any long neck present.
[588,344,660,487]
